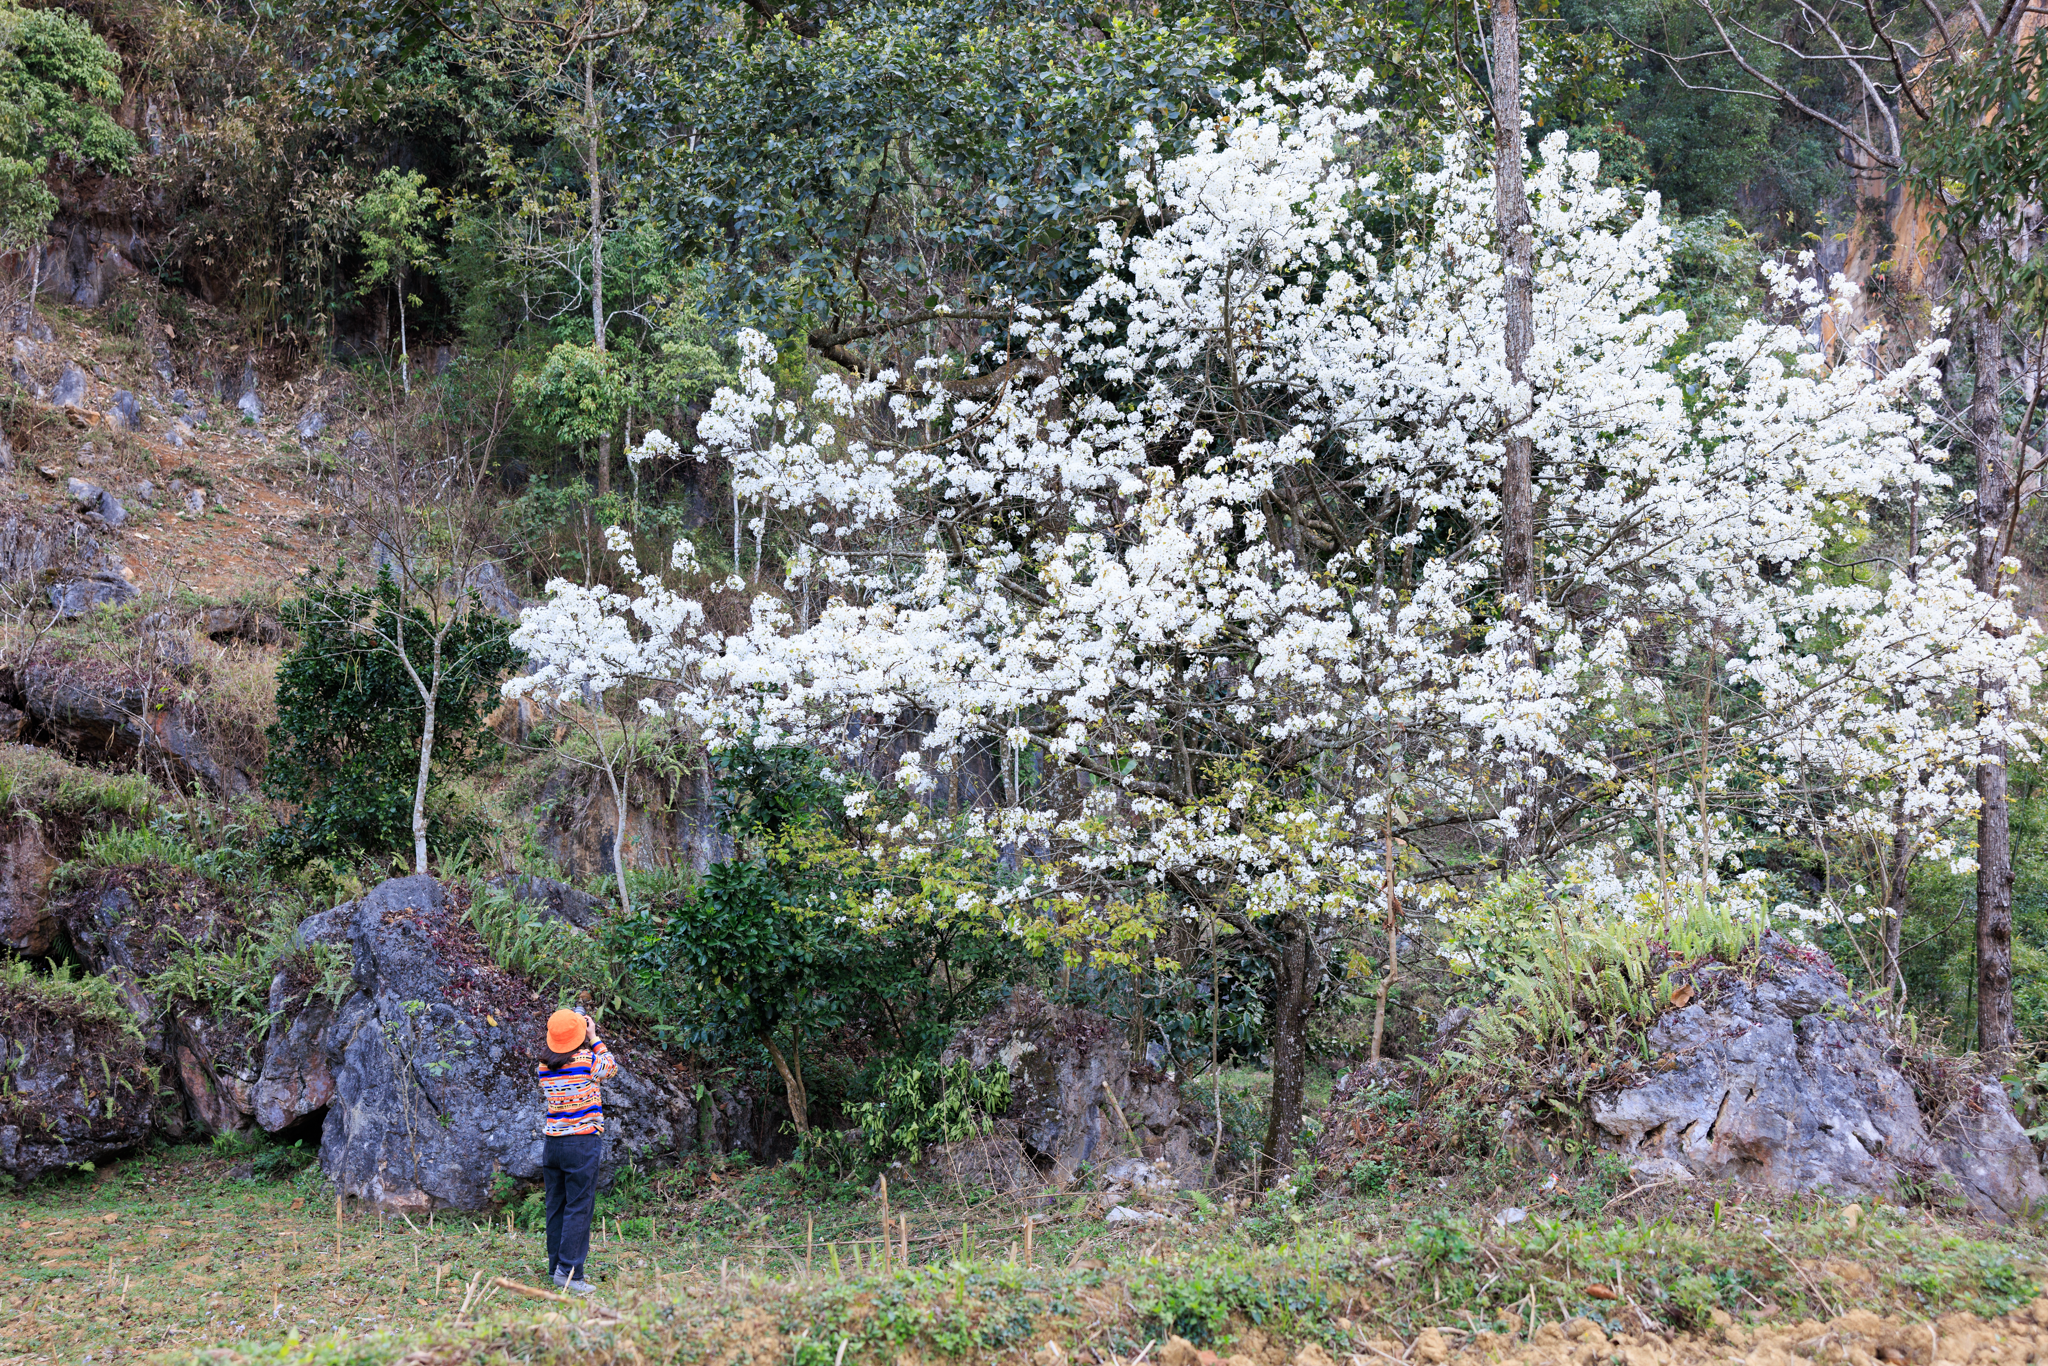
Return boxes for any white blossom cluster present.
[509,66,2039,942]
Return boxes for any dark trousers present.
[541,1132,602,1277]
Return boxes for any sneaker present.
[562,1276,595,1296]
[551,1269,569,1289]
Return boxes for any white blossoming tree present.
[509,67,2040,1171]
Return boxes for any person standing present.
[537,1008,618,1293]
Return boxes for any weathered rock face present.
[0,970,156,1182]
[1591,935,2047,1221]
[293,877,713,1210]
[0,509,108,586]
[0,817,61,955]
[528,763,730,882]
[942,988,1224,1190]
[8,660,256,796]
[55,873,264,1137]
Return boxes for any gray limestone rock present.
[286,878,704,1210]
[166,419,193,449]
[942,987,1226,1191]
[68,479,125,527]
[51,364,86,409]
[48,571,137,618]
[1590,935,2048,1221]
[109,389,140,431]
[14,655,253,796]
[235,359,261,419]
[296,410,325,441]
[0,976,155,1182]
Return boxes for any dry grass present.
[3,1143,2045,1366]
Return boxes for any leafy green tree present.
[0,0,136,304]
[516,339,622,451]
[358,168,441,395]
[646,7,1237,372]
[617,743,1019,1142]
[266,563,519,867]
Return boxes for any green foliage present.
[617,743,1024,1135]
[263,563,518,864]
[465,881,628,1015]
[0,746,156,825]
[1912,31,2048,324]
[516,341,622,449]
[142,899,355,1034]
[356,167,439,299]
[1140,1266,1330,1347]
[650,5,1238,332]
[0,0,135,253]
[847,1056,1010,1166]
[0,959,139,1040]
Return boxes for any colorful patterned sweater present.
[536,1039,619,1136]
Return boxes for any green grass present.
[4,1145,2045,1365]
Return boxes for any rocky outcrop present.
[282,877,719,1210]
[8,660,256,796]
[529,762,729,882]
[0,508,109,584]
[0,817,62,955]
[0,967,156,1182]
[55,874,262,1137]
[942,988,1225,1190]
[1591,935,2047,1221]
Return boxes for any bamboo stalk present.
[490,1276,577,1305]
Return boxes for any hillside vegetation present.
[0,0,2046,1360]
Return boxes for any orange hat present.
[546,1009,585,1054]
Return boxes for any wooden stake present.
[806,1214,814,1279]
[962,1222,970,1261]
[900,1215,911,1266]
[878,1176,890,1271]
[506,1211,514,1235]
[1024,1217,1034,1267]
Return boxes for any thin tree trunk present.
[1259,925,1312,1191]
[1970,302,2014,1068]
[1369,820,1399,1064]
[1882,824,1909,1018]
[397,278,411,397]
[601,754,633,919]
[587,52,610,500]
[413,687,436,876]
[764,1035,810,1137]
[1491,0,1538,862]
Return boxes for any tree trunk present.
[1969,303,2014,1068]
[602,759,634,919]
[412,685,436,876]
[587,51,609,500]
[764,1034,810,1137]
[397,276,411,397]
[1883,821,1909,1019]
[1491,0,1538,861]
[1259,923,1313,1190]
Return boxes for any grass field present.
[4,1144,2046,1365]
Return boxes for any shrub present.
[847,1057,1011,1166]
